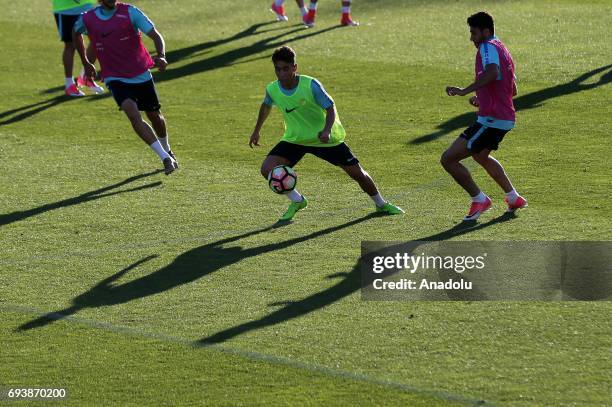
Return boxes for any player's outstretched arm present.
[250,103,272,148]
[72,29,96,78]
[146,28,167,71]
[446,64,500,96]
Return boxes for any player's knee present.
[344,165,365,180]
[440,151,451,167]
[147,110,164,123]
[260,162,272,178]
[472,152,489,165]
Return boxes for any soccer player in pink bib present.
[72,0,178,175]
[270,0,358,27]
[442,11,527,221]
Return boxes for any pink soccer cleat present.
[65,83,85,97]
[77,75,105,94]
[340,14,359,26]
[303,10,316,27]
[464,196,492,221]
[270,3,288,21]
[505,195,528,213]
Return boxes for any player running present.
[442,11,527,220]
[270,0,358,27]
[52,0,104,96]
[249,46,403,221]
[72,0,178,175]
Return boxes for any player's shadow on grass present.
[16,213,382,332]
[0,95,79,127]
[3,22,335,126]
[155,23,340,83]
[410,64,612,144]
[165,21,283,64]
[197,213,516,344]
[0,170,162,227]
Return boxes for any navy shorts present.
[268,141,359,167]
[107,80,161,112]
[54,13,80,42]
[460,122,510,153]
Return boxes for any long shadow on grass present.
[17,213,380,332]
[410,64,612,145]
[0,170,162,227]
[0,95,81,127]
[197,213,516,344]
[154,23,340,83]
[4,22,335,125]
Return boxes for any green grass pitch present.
[0,0,610,405]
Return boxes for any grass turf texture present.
[0,0,610,405]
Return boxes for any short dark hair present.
[467,11,495,35]
[272,46,296,65]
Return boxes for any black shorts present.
[460,122,510,153]
[268,141,359,167]
[107,80,161,112]
[54,13,80,42]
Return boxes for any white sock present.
[505,189,519,203]
[65,77,75,87]
[342,6,350,13]
[309,2,317,11]
[371,193,386,207]
[79,68,85,79]
[150,140,170,160]
[274,0,284,7]
[286,189,303,203]
[471,191,487,202]
[158,136,170,152]
[300,6,308,16]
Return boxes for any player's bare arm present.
[446,64,499,96]
[317,106,335,143]
[146,28,167,71]
[250,103,272,148]
[72,30,96,78]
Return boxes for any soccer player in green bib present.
[249,46,404,221]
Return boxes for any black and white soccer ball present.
[267,165,297,194]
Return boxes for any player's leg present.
[472,147,527,213]
[295,0,308,22]
[146,110,178,167]
[440,136,479,195]
[121,99,159,145]
[441,128,491,220]
[121,99,176,175]
[261,155,292,179]
[340,0,359,26]
[472,149,513,192]
[340,163,404,214]
[313,143,403,214]
[270,0,288,21]
[55,13,84,96]
[304,0,317,27]
[263,142,308,220]
[62,42,75,81]
[107,80,175,174]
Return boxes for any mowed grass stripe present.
[2,305,488,406]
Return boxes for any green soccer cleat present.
[279,196,308,221]
[376,202,405,215]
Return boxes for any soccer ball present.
[267,165,297,194]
